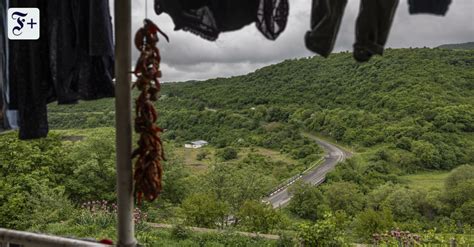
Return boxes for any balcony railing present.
[0,228,109,247]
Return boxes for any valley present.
[1,47,473,246]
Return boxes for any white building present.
[184,140,209,149]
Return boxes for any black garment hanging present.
[305,0,348,58]
[408,0,452,15]
[154,0,289,41]
[47,0,115,104]
[305,0,399,62]
[1,0,19,131]
[353,0,399,62]
[0,0,17,130]
[0,0,6,129]
[8,0,49,139]
[8,0,115,140]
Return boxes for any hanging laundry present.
[0,0,6,129]
[408,0,452,15]
[256,0,289,40]
[7,0,115,140]
[305,0,399,62]
[154,0,288,41]
[8,0,50,139]
[353,0,399,62]
[305,0,348,58]
[47,0,115,103]
[1,0,18,130]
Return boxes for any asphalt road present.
[264,137,351,208]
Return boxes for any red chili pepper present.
[132,19,168,205]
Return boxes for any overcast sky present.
[119,0,474,82]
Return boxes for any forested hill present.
[163,48,473,113]
[438,42,474,50]
[162,48,474,171]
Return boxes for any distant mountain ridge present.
[437,42,474,50]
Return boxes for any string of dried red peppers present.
[132,19,168,205]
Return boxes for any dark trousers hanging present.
[305,0,399,62]
[305,0,348,58]
[353,0,399,62]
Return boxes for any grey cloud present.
[112,0,474,82]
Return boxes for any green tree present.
[452,200,474,225]
[444,165,474,207]
[366,182,397,210]
[204,163,271,211]
[65,134,116,202]
[354,208,394,241]
[324,181,365,216]
[161,161,190,204]
[288,182,326,221]
[395,137,412,151]
[217,147,238,161]
[297,213,348,247]
[412,140,440,169]
[181,193,229,228]
[237,200,283,233]
[266,107,289,122]
[381,187,420,221]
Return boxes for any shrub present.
[354,208,394,242]
[181,193,229,228]
[323,181,365,216]
[297,213,347,246]
[217,147,238,161]
[444,165,474,207]
[237,200,284,233]
[196,151,209,161]
[288,182,326,221]
[171,224,191,240]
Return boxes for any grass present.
[173,146,216,174]
[241,147,298,165]
[173,145,302,176]
[401,171,450,190]
[50,127,305,182]
[53,127,115,137]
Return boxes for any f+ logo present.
[8,8,40,40]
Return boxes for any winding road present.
[264,136,352,208]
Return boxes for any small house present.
[184,140,209,149]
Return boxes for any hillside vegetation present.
[438,42,474,50]
[162,48,474,171]
[1,48,472,245]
